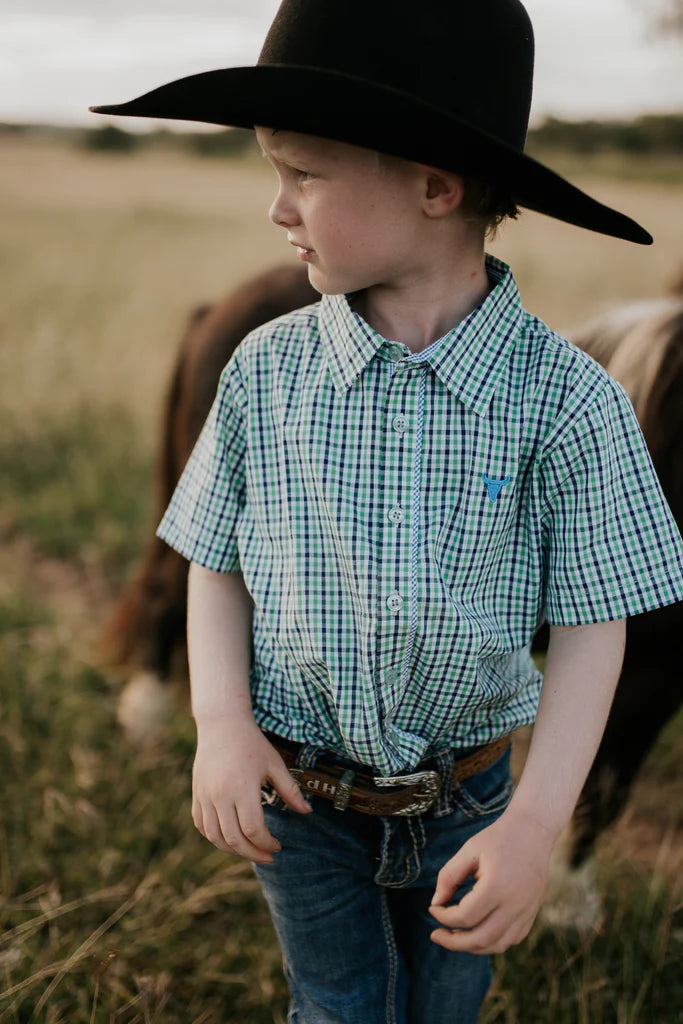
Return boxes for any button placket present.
[376,359,424,725]
[385,379,409,623]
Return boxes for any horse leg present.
[114,539,190,743]
[542,639,680,930]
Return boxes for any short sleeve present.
[156,355,247,572]
[540,377,683,625]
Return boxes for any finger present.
[192,798,206,838]
[430,901,537,956]
[269,761,313,815]
[431,850,480,906]
[200,805,238,855]
[430,905,499,950]
[212,806,276,864]
[234,798,282,855]
[430,906,507,956]
[429,881,499,931]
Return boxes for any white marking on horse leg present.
[541,822,603,933]
[116,670,175,745]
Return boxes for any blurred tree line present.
[76,123,260,156]
[2,114,683,158]
[527,113,683,155]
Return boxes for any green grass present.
[0,407,153,587]
[1,408,681,1022]
[482,881,682,1023]
[1,558,680,1021]
[0,588,287,1022]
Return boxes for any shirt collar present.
[318,254,525,416]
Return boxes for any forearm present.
[187,561,254,727]
[429,617,626,953]
[508,618,626,839]
[187,562,310,861]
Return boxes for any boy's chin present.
[305,264,369,298]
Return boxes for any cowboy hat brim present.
[90,65,653,246]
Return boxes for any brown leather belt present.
[269,734,511,816]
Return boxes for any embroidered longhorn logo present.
[482,473,511,503]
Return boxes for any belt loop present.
[432,748,455,818]
[295,742,324,773]
[292,743,324,807]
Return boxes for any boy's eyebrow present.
[255,128,288,163]
[262,143,307,167]
[257,130,328,171]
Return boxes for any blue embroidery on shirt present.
[482,473,511,503]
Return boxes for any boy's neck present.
[351,249,491,355]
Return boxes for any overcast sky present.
[3,0,682,129]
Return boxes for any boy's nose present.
[269,189,300,229]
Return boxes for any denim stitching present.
[405,814,426,884]
[375,817,392,884]
[453,779,514,819]
[388,820,414,888]
[376,819,414,889]
[379,889,399,1024]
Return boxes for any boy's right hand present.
[191,718,312,863]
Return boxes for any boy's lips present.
[289,239,315,259]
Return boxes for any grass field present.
[1,135,682,1021]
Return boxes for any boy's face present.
[255,127,430,296]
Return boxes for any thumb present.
[431,846,480,907]
[269,759,313,815]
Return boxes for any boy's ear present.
[421,167,466,218]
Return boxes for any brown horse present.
[103,263,683,927]
[100,264,317,725]
[541,291,683,925]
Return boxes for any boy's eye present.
[282,163,314,182]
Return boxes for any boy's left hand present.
[428,807,557,955]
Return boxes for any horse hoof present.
[541,826,603,933]
[116,670,175,745]
[541,858,603,932]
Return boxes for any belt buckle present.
[374,770,441,816]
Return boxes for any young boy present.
[90,1,683,1020]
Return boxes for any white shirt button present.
[386,590,403,614]
[392,414,407,434]
[388,505,404,524]
[385,667,400,685]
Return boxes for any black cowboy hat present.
[90,0,652,245]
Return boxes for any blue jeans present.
[254,742,513,1024]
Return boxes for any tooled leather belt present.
[269,734,512,816]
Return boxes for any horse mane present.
[570,286,683,534]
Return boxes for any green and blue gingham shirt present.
[158,255,683,774]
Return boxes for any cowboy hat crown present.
[90,0,652,245]
[258,0,534,152]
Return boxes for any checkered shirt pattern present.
[157,255,683,774]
